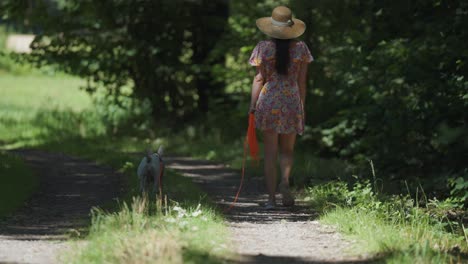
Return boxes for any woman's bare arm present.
[250,67,264,112]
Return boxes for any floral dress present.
[249,40,313,135]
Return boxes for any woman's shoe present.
[279,183,295,207]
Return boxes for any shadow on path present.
[0,149,123,240]
[165,156,377,264]
[165,157,317,221]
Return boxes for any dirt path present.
[0,151,372,264]
[165,157,373,264]
[0,149,123,264]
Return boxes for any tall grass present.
[64,193,232,263]
[304,179,468,263]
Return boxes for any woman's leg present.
[279,133,296,186]
[263,130,278,203]
[278,132,296,206]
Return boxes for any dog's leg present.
[140,174,145,193]
[143,155,152,194]
[152,166,158,195]
[158,164,165,194]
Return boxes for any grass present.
[0,74,93,148]
[45,132,234,263]
[63,172,233,264]
[0,151,38,218]
[322,208,466,263]
[0,74,90,111]
[303,180,468,263]
[0,71,235,263]
[42,133,234,262]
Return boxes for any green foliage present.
[211,0,290,93]
[303,181,349,212]
[293,0,468,187]
[1,0,466,201]
[0,52,33,75]
[306,178,466,231]
[0,26,5,48]
[305,179,467,262]
[185,0,468,198]
[323,207,466,263]
[305,179,380,212]
[1,0,229,119]
[0,152,38,218]
[92,91,154,136]
[448,173,468,206]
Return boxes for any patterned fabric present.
[249,40,313,135]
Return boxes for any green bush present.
[0,52,33,75]
[447,173,468,207]
[92,92,154,136]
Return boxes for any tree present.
[292,0,468,187]
[1,0,229,120]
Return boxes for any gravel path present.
[0,149,123,264]
[165,157,374,264]
[0,151,372,264]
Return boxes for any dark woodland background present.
[1,0,467,202]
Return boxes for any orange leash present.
[224,113,259,212]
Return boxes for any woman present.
[249,6,313,209]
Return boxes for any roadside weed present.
[304,176,467,263]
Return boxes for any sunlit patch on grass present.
[64,196,232,264]
[303,180,468,263]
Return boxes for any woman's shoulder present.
[293,40,314,62]
[292,41,312,55]
[292,40,307,47]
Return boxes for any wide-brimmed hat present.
[256,6,306,39]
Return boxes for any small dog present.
[137,146,165,194]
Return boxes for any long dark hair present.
[274,38,291,75]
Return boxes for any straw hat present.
[256,6,306,39]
